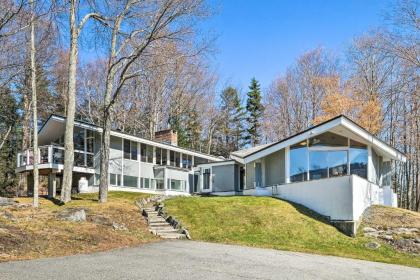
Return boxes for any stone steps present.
[141,203,187,240]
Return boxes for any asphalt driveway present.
[0,240,418,280]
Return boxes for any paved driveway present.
[0,240,418,280]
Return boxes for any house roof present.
[38,114,223,162]
[231,115,406,164]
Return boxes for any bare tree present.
[29,0,38,207]
[61,0,102,203]
[97,0,208,203]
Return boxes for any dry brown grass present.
[362,205,420,229]
[0,192,157,262]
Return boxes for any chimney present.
[154,129,178,146]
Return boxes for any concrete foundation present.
[330,220,361,237]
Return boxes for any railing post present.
[48,146,53,163]
[26,150,30,165]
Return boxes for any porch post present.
[48,172,57,198]
[285,146,290,183]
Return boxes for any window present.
[194,157,208,167]
[169,179,184,191]
[203,168,211,190]
[140,177,150,189]
[155,179,164,190]
[155,148,167,165]
[156,148,162,165]
[182,154,192,169]
[349,140,368,179]
[175,152,181,167]
[140,144,153,163]
[124,139,130,159]
[329,150,348,177]
[86,130,94,153]
[124,140,138,160]
[309,132,348,147]
[86,154,94,168]
[290,141,308,182]
[309,151,328,180]
[131,142,138,161]
[170,151,175,167]
[124,175,138,187]
[110,173,121,186]
[73,127,85,151]
[309,150,348,180]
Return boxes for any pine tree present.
[246,78,264,146]
[216,86,246,157]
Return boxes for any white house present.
[194,115,406,235]
[16,114,406,235]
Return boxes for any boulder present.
[0,197,15,207]
[365,241,380,250]
[363,227,377,233]
[89,215,112,226]
[112,222,128,231]
[57,208,86,222]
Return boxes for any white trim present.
[243,117,406,164]
[197,160,237,168]
[43,115,221,162]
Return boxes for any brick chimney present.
[154,129,178,146]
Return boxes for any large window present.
[309,150,348,179]
[140,144,153,163]
[169,151,181,167]
[124,140,138,160]
[309,132,348,147]
[110,173,121,186]
[167,179,185,191]
[123,175,138,187]
[289,132,368,182]
[182,154,192,169]
[349,140,368,179]
[290,141,308,182]
[155,148,167,165]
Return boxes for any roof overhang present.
[38,115,222,162]
[240,116,406,164]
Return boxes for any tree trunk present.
[99,110,111,203]
[61,0,78,203]
[30,0,39,207]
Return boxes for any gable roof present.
[38,114,222,162]
[232,115,406,164]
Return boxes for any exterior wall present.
[245,162,255,189]
[212,164,237,192]
[264,148,285,186]
[109,136,123,175]
[275,176,354,220]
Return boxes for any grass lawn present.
[0,191,157,262]
[165,196,420,268]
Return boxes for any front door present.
[239,167,245,190]
[255,162,262,188]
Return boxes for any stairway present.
[143,207,187,239]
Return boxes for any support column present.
[48,172,57,198]
[285,146,290,183]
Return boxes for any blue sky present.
[204,0,390,92]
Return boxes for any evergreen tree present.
[169,108,202,150]
[245,78,264,146]
[216,86,246,157]
[0,87,20,196]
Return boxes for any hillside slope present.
[165,196,419,267]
